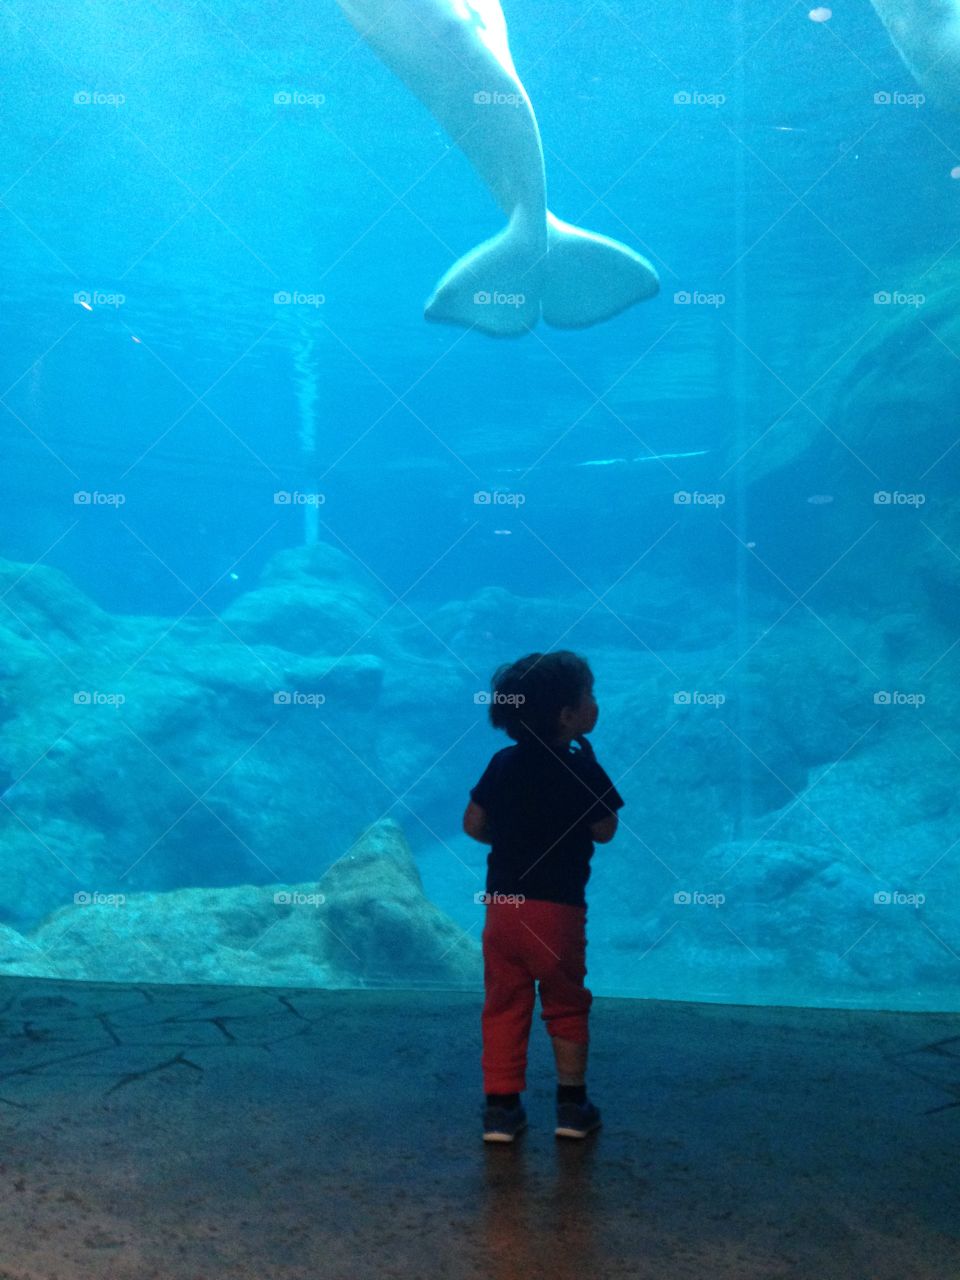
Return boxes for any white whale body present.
[334,0,660,336]
[869,0,960,106]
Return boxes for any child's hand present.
[573,734,596,761]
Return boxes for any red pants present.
[481,897,592,1094]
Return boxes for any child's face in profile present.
[558,687,599,741]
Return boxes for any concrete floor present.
[0,976,958,1279]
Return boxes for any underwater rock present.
[732,264,960,487]
[915,496,960,628]
[222,543,394,657]
[0,921,47,969]
[0,821,108,932]
[0,557,114,644]
[591,616,882,865]
[221,587,385,657]
[0,625,44,730]
[618,835,958,1004]
[169,644,385,714]
[731,262,960,616]
[742,722,960,877]
[426,582,687,660]
[5,819,479,988]
[310,817,480,983]
[0,548,414,929]
[257,542,375,592]
[0,534,953,1011]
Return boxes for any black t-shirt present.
[469,740,625,908]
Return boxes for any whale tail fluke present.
[424,210,543,338]
[541,212,659,329]
[423,208,659,337]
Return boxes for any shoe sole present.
[555,1119,602,1139]
[483,1121,527,1144]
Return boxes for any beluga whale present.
[334,0,660,337]
[869,0,960,106]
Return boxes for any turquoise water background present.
[1,1,959,1009]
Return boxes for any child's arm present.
[463,800,494,843]
[575,736,620,843]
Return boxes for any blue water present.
[1,0,958,1009]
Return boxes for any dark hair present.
[487,651,594,745]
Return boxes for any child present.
[463,650,624,1144]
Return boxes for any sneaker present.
[481,1101,528,1143]
[555,1099,602,1139]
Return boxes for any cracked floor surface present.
[0,975,958,1278]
